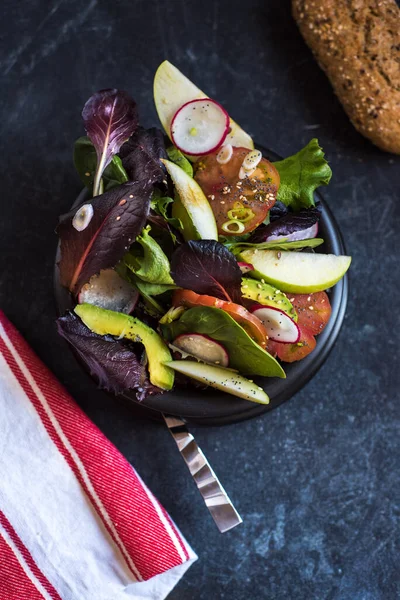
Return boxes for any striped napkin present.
[0,311,196,600]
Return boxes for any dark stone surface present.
[1,0,400,598]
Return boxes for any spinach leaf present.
[160,306,285,378]
[82,89,138,196]
[166,145,193,177]
[74,137,128,193]
[274,139,332,211]
[170,240,242,303]
[122,225,174,285]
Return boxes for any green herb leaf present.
[274,139,332,211]
[74,137,128,194]
[133,279,177,296]
[122,225,175,285]
[133,278,174,315]
[225,237,325,256]
[151,191,182,230]
[160,306,285,378]
[166,146,193,177]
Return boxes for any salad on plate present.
[56,61,351,406]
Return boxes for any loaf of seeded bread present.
[292,0,400,154]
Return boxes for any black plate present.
[54,145,348,426]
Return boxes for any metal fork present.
[163,414,242,533]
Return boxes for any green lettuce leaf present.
[274,139,332,211]
[74,136,128,194]
[166,146,193,177]
[160,306,285,378]
[151,191,182,230]
[133,279,177,296]
[133,278,174,315]
[122,225,175,285]
[225,237,325,256]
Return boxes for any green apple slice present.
[161,158,218,241]
[154,60,254,151]
[165,360,270,404]
[238,249,351,293]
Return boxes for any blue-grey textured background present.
[1,1,400,598]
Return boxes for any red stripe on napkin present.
[0,511,61,600]
[0,311,191,583]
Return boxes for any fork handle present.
[163,414,242,533]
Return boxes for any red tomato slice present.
[194,147,280,235]
[267,324,316,363]
[290,292,332,336]
[172,289,268,347]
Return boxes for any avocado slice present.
[161,158,218,241]
[241,277,297,321]
[165,360,270,404]
[75,303,174,390]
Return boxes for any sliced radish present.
[78,269,138,314]
[172,333,229,367]
[238,261,254,274]
[170,99,230,156]
[250,305,300,344]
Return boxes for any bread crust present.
[292,0,400,154]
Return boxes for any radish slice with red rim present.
[170,99,230,156]
[250,305,300,344]
[238,261,254,274]
[78,269,139,314]
[172,333,229,367]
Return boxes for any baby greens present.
[166,145,193,177]
[170,240,243,304]
[74,137,128,194]
[120,127,167,185]
[249,207,320,243]
[151,191,182,230]
[57,312,161,399]
[82,89,138,197]
[122,225,174,285]
[58,181,152,294]
[225,237,325,256]
[274,138,332,211]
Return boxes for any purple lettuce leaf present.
[57,181,152,294]
[119,127,167,186]
[249,207,320,243]
[170,240,242,303]
[82,89,138,196]
[57,312,162,400]
[269,200,290,222]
